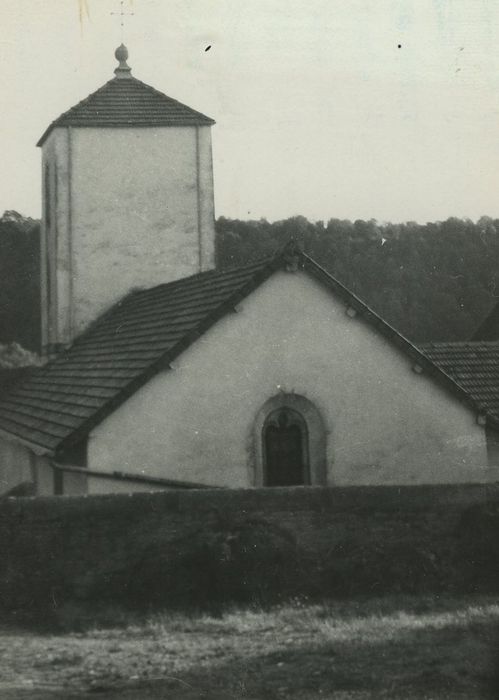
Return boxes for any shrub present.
[76,515,309,610]
[320,536,443,596]
[455,502,499,593]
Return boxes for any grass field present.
[0,596,498,699]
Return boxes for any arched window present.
[263,408,310,486]
[253,394,328,487]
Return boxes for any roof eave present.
[36,124,58,148]
[37,118,216,148]
[55,257,282,453]
[301,253,494,423]
[0,426,55,457]
[52,462,224,489]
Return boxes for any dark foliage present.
[0,214,40,351]
[321,536,443,596]
[3,213,499,351]
[0,487,496,626]
[71,515,306,610]
[455,501,499,593]
[216,215,499,342]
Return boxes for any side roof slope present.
[420,341,499,420]
[0,248,496,456]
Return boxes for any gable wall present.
[0,438,33,493]
[88,270,493,491]
[0,439,54,495]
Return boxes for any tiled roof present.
[420,342,499,423]
[0,249,496,456]
[0,258,276,454]
[37,75,214,146]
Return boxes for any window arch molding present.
[252,393,328,487]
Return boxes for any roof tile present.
[2,251,497,456]
[421,341,499,421]
[0,258,273,452]
[37,75,214,146]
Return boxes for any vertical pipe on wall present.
[67,127,74,344]
[45,162,55,350]
[40,157,47,355]
[195,126,202,271]
[53,160,59,344]
[29,451,38,492]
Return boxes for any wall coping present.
[1,482,498,517]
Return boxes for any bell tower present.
[39,46,215,356]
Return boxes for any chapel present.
[0,46,499,496]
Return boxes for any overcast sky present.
[2,0,499,223]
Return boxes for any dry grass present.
[0,595,498,699]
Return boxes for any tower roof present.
[37,45,215,146]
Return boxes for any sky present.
[2,0,499,224]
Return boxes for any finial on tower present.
[114,44,132,78]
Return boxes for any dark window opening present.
[263,408,310,486]
[58,439,88,467]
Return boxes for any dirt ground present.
[0,596,498,699]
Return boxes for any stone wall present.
[0,484,497,623]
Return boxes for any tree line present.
[1,213,499,353]
[217,215,499,343]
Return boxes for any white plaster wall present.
[40,128,72,350]
[196,127,216,271]
[0,439,91,496]
[0,438,33,493]
[36,455,55,496]
[40,141,51,350]
[59,470,87,495]
[0,441,59,496]
[70,126,215,336]
[88,271,493,490]
[40,125,215,347]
